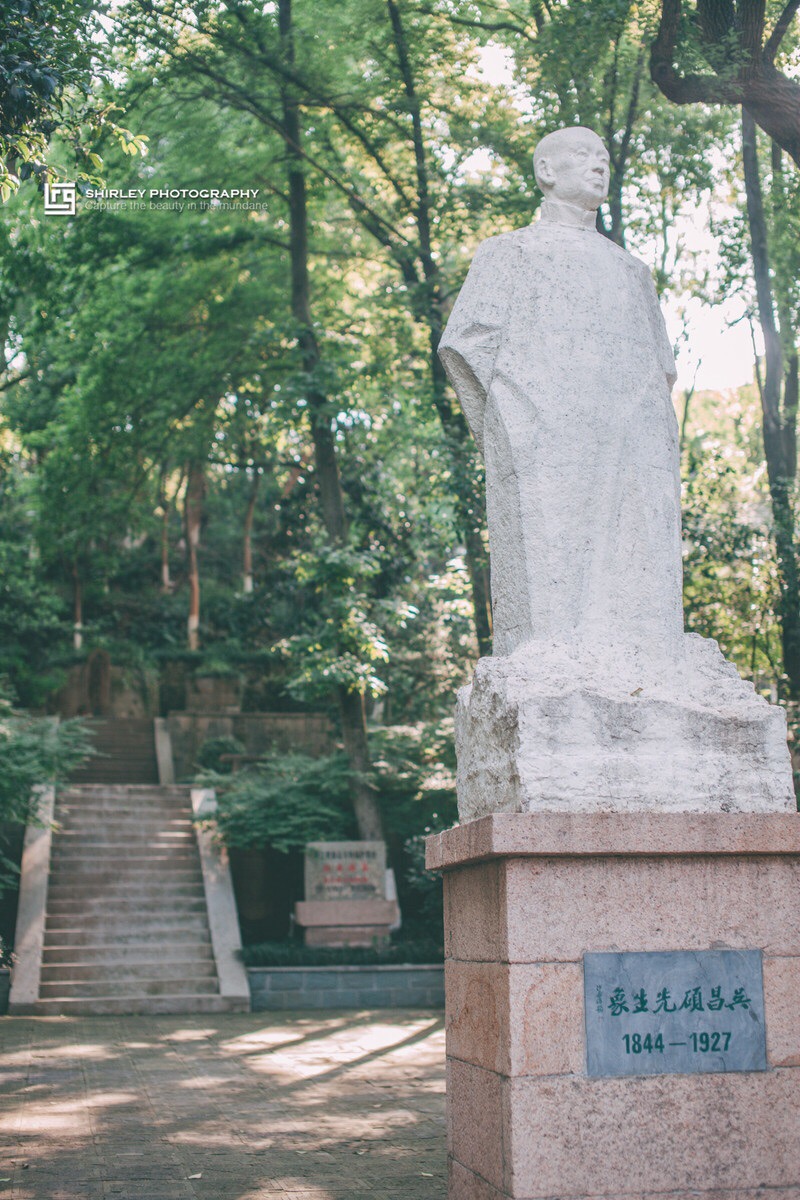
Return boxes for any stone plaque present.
[584,949,767,1077]
[304,841,386,901]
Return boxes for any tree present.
[650,0,800,165]
[120,0,516,656]
[740,109,800,694]
[0,0,147,197]
[2,60,399,836]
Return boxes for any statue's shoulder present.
[471,227,530,264]
[603,239,654,279]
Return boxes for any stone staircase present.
[27,784,247,1015]
[69,719,160,785]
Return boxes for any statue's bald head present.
[533,127,610,211]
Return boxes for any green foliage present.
[0,689,92,824]
[195,735,246,775]
[401,806,452,942]
[0,460,70,705]
[369,722,457,840]
[241,937,443,966]
[205,751,356,854]
[274,541,392,701]
[0,684,92,886]
[681,387,783,686]
[0,0,146,198]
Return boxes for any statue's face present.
[539,130,610,210]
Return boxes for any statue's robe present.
[440,218,683,660]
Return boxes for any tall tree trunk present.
[279,0,383,840]
[386,0,493,657]
[160,506,172,593]
[158,466,172,593]
[242,469,260,594]
[72,560,83,651]
[184,462,205,652]
[742,107,800,697]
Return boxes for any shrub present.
[200,750,356,854]
[241,936,443,967]
[195,735,246,775]
[0,684,93,887]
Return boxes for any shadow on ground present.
[0,1009,446,1199]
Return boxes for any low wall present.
[248,964,444,1010]
[169,712,333,780]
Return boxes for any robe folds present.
[439,220,683,660]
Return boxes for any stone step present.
[57,800,191,812]
[45,897,208,912]
[44,922,211,945]
[52,850,196,862]
[51,845,198,858]
[47,884,206,902]
[40,959,217,983]
[49,888,204,903]
[56,807,190,816]
[55,826,194,835]
[43,926,209,945]
[48,879,204,895]
[53,849,197,859]
[50,857,199,872]
[19,994,249,1016]
[57,801,190,811]
[54,820,194,830]
[42,943,215,965]
[45,903,209,926]
[50,849,199,868]
[59,785,190,795]
[58,787,190,797]
[45,910,208,929]
[55,826,193,838]
[47,879,206,897]
[56,819,193,828]
[49,875,203,890]
[56,814,192,827]
[38,976,220,999]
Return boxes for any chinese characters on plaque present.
[304,841,386,902]
[584,949,767,1077]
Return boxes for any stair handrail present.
[9,784,56,1013]
[190,788,250,1007]
[153,718,175,785]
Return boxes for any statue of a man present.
[439,126,794,816]
[440,126,682,663]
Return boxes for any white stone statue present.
[441,126,794,817]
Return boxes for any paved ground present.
[0,1011,446,1200]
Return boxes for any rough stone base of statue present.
[426,813,800,1200]
[456,633,795,818]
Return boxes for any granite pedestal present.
[293,899,398,947]
[426,812,800,1200]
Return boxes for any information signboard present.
[304,841,386,901]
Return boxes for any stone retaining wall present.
[248,964,444,1010]
[169,713,333,780]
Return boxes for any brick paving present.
[0,1011,446,1199]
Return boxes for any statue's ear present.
[536,157,554,188]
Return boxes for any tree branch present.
[764,0,800,62]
